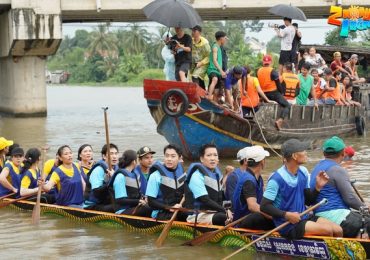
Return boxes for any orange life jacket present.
[257,67,277,93]
[324,77,341,101]
[281,72,299,100]
[314,78,324,98]
[240,76,260,108]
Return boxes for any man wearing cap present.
[134,146,156,194]
[224,66,247,111]
[161,32,176,81]
[261,139,342,239]
[310,136,370,238]
[0,147,24,197]
[190,25,210,89]
[345,54,366,84]
[171,27,192,82]
[0,137,14,173]
[231,146,275,230]
[207,31,227,102]
[330,52,352,79]
[257,55,291,130]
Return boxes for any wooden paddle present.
[183,213,250,246]
[222,198,328,260]
[0,192,15,200]
[102,107,112,171]
[0,194,35,209]
[155,196,185,247]
[351,179,365,203]
[32,146,49,225]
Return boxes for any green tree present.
[96,56,119,78]
[325,27,357,46]
[71,29,90,49]
[266,36,280,54]
[88,23,118,57]
[122,23,150,55]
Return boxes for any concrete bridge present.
[0,0,369,116]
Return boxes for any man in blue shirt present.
[146,144,187,220]
[261,139,342,239]
[224,66,246,111]
[310,136,370,238]
[84,143,119,212]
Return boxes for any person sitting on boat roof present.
[224,66,246,111]
[342,75,361,107]
[330,52,353,80]
[19,148,55,203]
[260,139,343,239]
[109,150,152,217]
[345,54,366,84]
[310,68,326,103]
[185,144,232,226]
[318,68,343,105]
[240,65,276,118]
[146,144,188,221]
[190,25,210,90]
[280,62,300,105]
[0,147,24,198]
[83,143,119,212]
[42,145,85,208]
[305,47,327,72]
[296,62,318,108]
[231,146,275,230]
[0,137,13,173]
[207,31,227,103]
[310,136,370,238]
[77,144,94,181]
[257,54,291,130]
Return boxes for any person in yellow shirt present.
[0,137,13,173]
[42,145,85,207]
[0,147,24,197]
[77,144,94,178]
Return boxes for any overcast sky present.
[62,18,337,45]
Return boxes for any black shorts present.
[279,50,293,65]
[291,50,298,64]
[340,211,370,238]
[285,215,319,240]
[239,212,275,230]
[175,62,190,81]
[208,72,222,89]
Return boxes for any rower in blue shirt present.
[261,139,343,239]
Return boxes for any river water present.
[0,86,369,259]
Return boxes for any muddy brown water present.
[0,86,369,259]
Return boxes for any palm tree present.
[88,23,118,58]
[96,56,119,78]
[122,23,151,55]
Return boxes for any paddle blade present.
[31,204,40,225]
[155,222,172,247]
[182,230,217,246]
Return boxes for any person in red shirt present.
[330,52,353,80]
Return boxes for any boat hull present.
[4,199,370,260]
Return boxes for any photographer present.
[275,17,296,75]
[171,27,192,82]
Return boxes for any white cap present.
[236,145,270,162]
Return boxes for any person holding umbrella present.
[171,27,192,82]
[275,17,296,75]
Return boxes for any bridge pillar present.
[0,1,62,117]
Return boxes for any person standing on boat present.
[171,27,192,82]
[257,54,291,130]
[291,23,302,73]
[161,32,176,81]
[146,144,187,221]
[310,136,370,238]
[77,144,94,180]
[84,143,119,212]
[231,146,275,230]
[260,139,343,239]
[185,144,232,226]
[274,17,295,75]
[207,31,228,102]
[280,62,300,104]
[0,137,13,173]
[109,150,152,217]
[190,25,210,89]
[0,147,24,197]
[224,66,246,112]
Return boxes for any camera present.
[268,23,285,30]
[167,39,178,51]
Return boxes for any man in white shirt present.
[275,17,296,75]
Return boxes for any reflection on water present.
[0,86,369,259]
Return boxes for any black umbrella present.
[268,4,307,21]
[143,0,202,28]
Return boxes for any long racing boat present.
[2,198,370,259]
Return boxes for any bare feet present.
[275,118,283,130]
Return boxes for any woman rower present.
[109,150,151,217]
[0,137,13,173]
[0,147,24,197]
[42,145,85,207]
[77,144,94,180]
